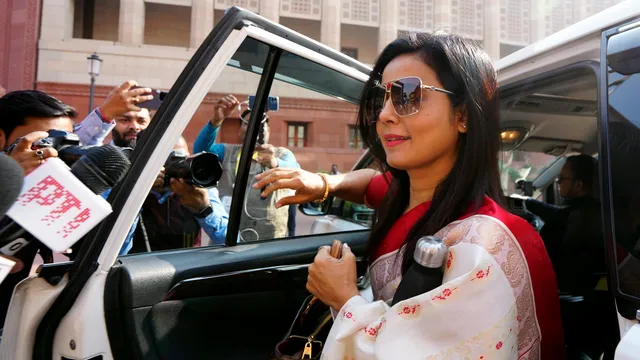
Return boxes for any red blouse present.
[365,174,566,359]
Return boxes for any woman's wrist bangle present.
[314,173,330,203]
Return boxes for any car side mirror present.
[298,197,333,216]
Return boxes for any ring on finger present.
[35,149,45,162]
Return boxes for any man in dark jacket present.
[526,155,604,295]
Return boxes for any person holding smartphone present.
[74,80,154,146]
[193,94,299,242]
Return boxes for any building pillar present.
[483,0,501,60]
[191,0,214,48]
[378,0,399,52]
[434,0,453,31]
[0,0,42,91]
[529,0,547,43]
[259,0,280,23]
[119,0,145,45]
[321,0,340,50]
[40,0,74,40]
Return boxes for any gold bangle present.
[314,173,330,203]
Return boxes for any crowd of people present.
[0,81,302,326]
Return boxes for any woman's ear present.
[455,105,468,133]
[0,129,6,150]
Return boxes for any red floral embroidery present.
[471,265,492,281]
[446,251,453,269]
[342,310,355,322]
[496,341,503,350]
[363,326,377,336]
[431,287,458,301]
[398,304,420,316]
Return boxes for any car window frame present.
[598,18,640,310]
[225,26,369,247]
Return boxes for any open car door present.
[0,7,374,360]
[598,17,640,359]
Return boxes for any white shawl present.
[321,215,542,359]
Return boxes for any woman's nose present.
[378,98,399,125]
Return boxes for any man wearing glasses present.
[193,95,299,242]
[525,154,604,295]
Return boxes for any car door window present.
[118,35,370,254]
[604,23,640,301]
[232,48,368,242]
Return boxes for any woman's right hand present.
[253,168,327,208]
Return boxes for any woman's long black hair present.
[358,32,504,272]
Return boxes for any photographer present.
[0,90,77,174]
[117,136,228,255]
[193,95,299,241]
[74,80,153,146]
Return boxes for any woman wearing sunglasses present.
[255,33,565,359]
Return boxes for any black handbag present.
[273,240,343,360]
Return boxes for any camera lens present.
[189,153,220,187]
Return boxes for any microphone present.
[70,143,131,194]
[0,145,131,256]
[0,155,24,219]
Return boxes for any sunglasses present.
[371,76,455,119]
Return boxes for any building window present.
[349,125,363,149]
[288,123,308,147]
[341,47,359,60]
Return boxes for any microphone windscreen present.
[70,144,131,194]
[0,155,24,218]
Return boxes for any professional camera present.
[4,129,94,166]
[164,150,222,189]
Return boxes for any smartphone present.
[132,87,167,110]
[248,95,279,112]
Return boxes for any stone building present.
[0,0,624,172]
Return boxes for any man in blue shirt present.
[193,95,299,241]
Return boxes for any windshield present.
[499,150,559,197]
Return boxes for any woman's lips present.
[383,134,411,147]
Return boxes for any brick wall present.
[144,3,191,47]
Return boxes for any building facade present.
[0,0,624,171]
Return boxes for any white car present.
[1,4,640,360]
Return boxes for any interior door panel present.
[104,231,370,359]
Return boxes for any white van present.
[1,3,639,359]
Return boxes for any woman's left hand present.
[307,243,360,311]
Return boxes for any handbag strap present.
[301,240,343,321]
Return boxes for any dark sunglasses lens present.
[391,77,421,116]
